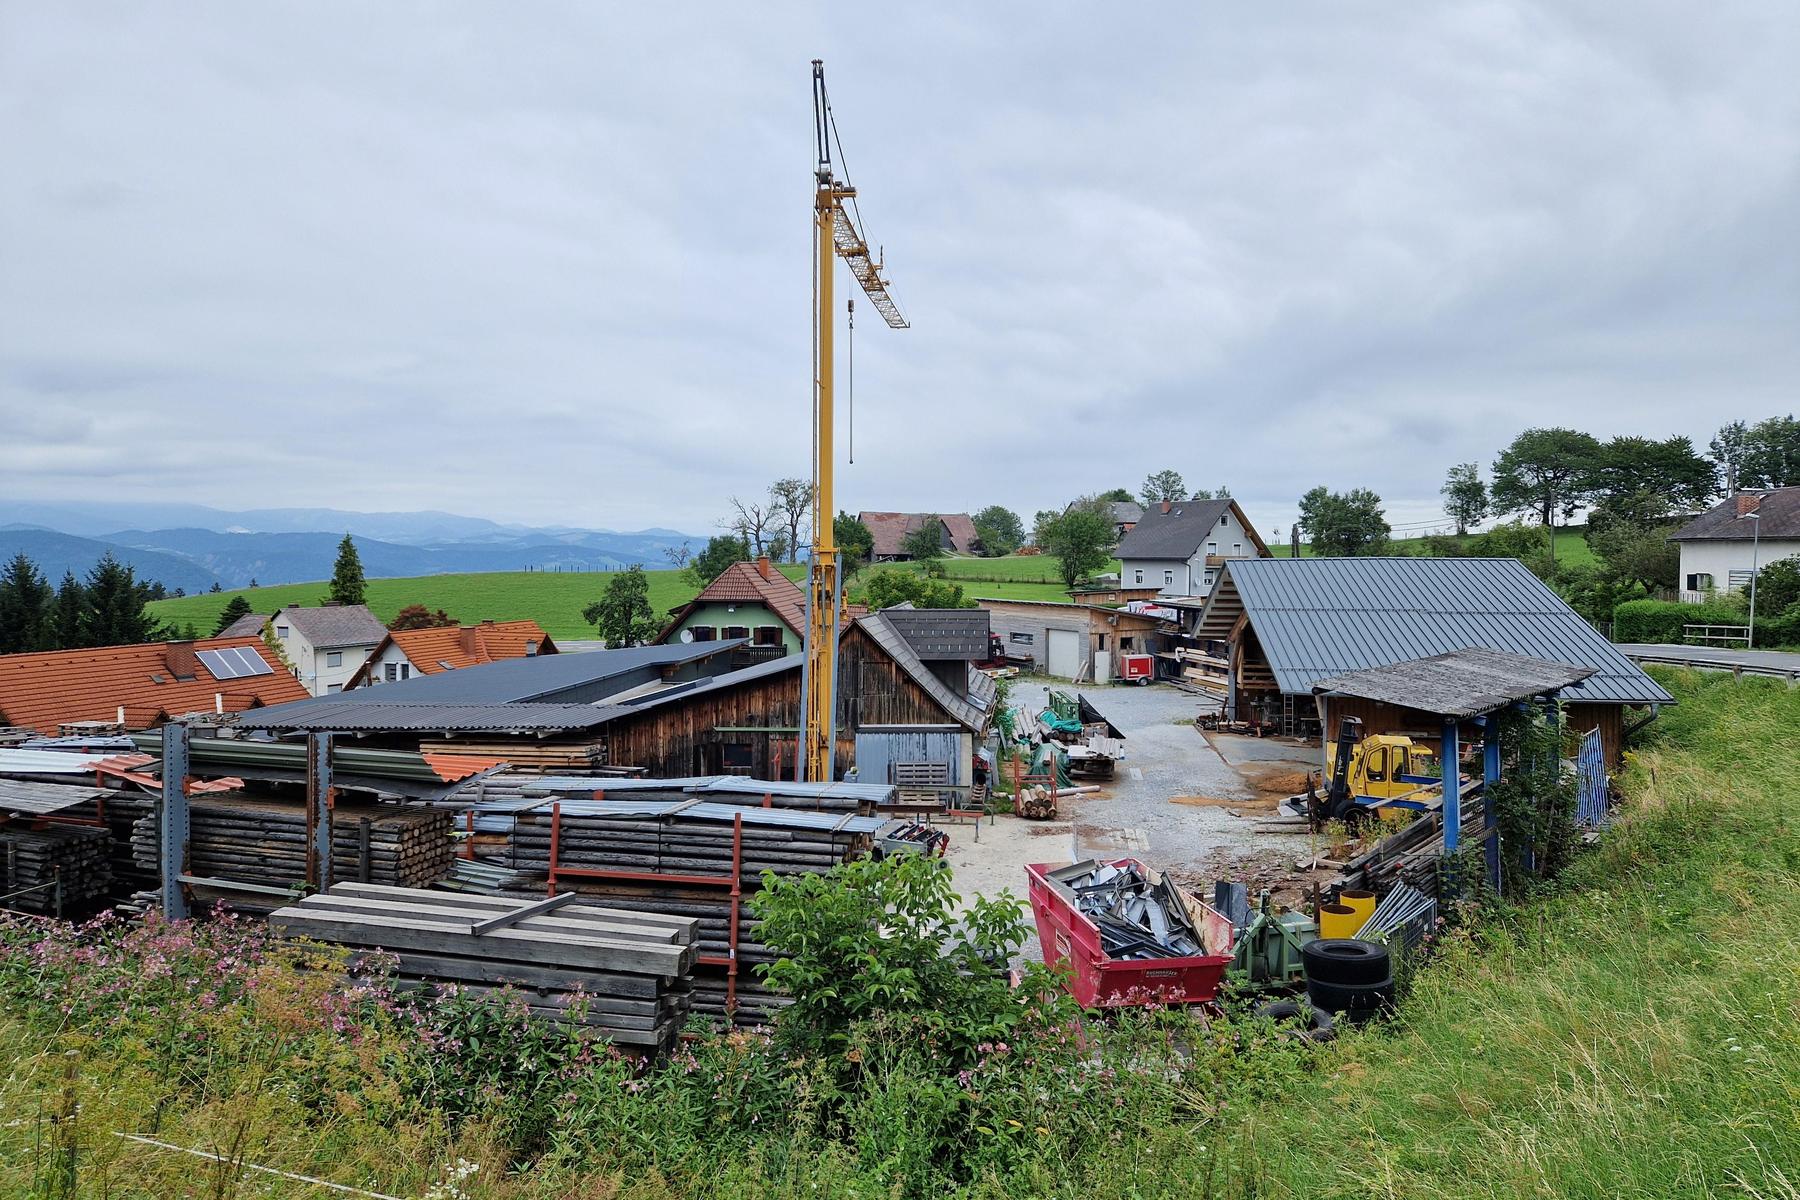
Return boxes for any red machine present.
[1118,653,1155,684]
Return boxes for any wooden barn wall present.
[1563,704,1624,767]
[602,626,956,779]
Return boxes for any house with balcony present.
[1114,497,1269,598]
[1669,487,1800,602]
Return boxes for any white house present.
[1669,488,1800,603]
[1114,498,1270,598]
[268,603,388,696]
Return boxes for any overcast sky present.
[2,3,1796,539]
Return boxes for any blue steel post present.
[307,732,334,891]
[158,722,190,919]
[1440,719,1461,853]
[1483,716,1503,893]
[796,562,816,782]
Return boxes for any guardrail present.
[1683,624,1750,647]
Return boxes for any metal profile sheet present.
[0,779,111,814]
[515,774,898,806]
[0,748,113,776]
[513,797,892,834]
[236,700,616,733]
[1220,557,1674,705]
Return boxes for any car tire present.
[1254,998,1336,1044]
[1305,975,1395,1016]
[1301,938,1391,985]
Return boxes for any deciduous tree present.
[1297,487,1389,556]
[1738,415,1800,489]
[833,513,874,580]
[900,523,946,561]
[685,535,750,587]
[768,478,815,562]
[856,570,975,610]
[725,494,776,557]
[1139,470,1186,507]
[388,604,458,632]
[1709,420,1750,495]
[1038,499,1115,588]
[970,505,1024,557]
[1587,435,1715,519]
[1440,463,1488,535]
[582,565,659,648]
[1490,428,1603,527]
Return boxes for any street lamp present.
[1739,508,1761,649]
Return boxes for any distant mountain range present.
[0,500,707,592]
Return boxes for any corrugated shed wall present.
[853,728,970,786]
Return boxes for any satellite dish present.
[678,628,695,643]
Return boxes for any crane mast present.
[800,60,907,782]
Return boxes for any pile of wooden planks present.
[509,802,888,1026]
[440,740,610,772]
[1171,647,1229,695]
[130,794,453,904]
[1,824,111,914]
[271,882,697,1052]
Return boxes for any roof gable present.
[857,511,975,556]
[1116,498,1267,560]
[1199,557,1672,706]
[662,560,808,638]
[356,620,556,682]
[272,603,388,648]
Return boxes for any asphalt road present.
[1615,643,1800,678]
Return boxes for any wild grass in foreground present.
[1,667,1793,1198]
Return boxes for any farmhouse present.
[658,557,808,654]
[859,511,980,560]
[267,603,387,695]
[1669,487,1800,602]
[978,597,1174,681]
[349,619,558,688]
[0,636,307,735]
[1193,556,1673,763]
[1115,497,1268,598]
[1068,499,1144,543]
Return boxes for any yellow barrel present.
[1318,903,1360,940]
[1339,890,1377,935]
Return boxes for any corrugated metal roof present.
[240,701,615,733]
[507,796,894,833]
[1311,647,1596,719]
[0,748,113,776]
[1218,557,1673,705]
[0,779,110,814]
[509,774,898,804]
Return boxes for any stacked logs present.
[65,792,157,894]
[0,824,111,914]
[510,803,886,1026]
[272,882,697,1054]
[130,794,453,907]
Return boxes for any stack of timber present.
[435,740,611,773]
[1,824,111,914]
[1171,647,1229,697]
[511,801,892,1025]
[271,882,696,1052]
[455,772,881,815]
[129,794,453,910]
[63,791,157,893]
[1328,790,1486,897]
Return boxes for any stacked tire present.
[1302,938,1394,1022]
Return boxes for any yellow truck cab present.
[1324,734,1439,802]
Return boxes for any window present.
[1686,573,1714,592]
[1206,543,1217,555]
[721,625,750,640]
[1133,568,1144,584]
[1232,542,1242,554]
[399,663,411,680]
[326,651,343,667]
[1220,515,1228,526]
[721,743,755,773]
[689,625,717,641]
[1366,750,1388,783]
[384,662,398,682]
[276,625,289,639]
[1728,570,1755,591]
[327,684,342,694]
[1163,569,1174,587]
[1009,631,1035,645]
[1204,571,1215,588]
[1098,634,1108,649]
[1121,636,1134,651]
[753,626,784,647]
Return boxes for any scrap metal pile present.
[1052,860,1207,959]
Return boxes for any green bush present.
[1611,598,1743,643]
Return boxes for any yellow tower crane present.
[801,60,908,782]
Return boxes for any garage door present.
[1046,628,1081,679]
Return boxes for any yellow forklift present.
[1282,716,1441,825]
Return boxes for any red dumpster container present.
[1026,859,1234,1007]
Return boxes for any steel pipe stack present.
[271,882,698,1053]
[1,824,111,914]
[130,794,453,905]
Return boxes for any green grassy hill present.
[1291,526,1598,567]
[148,558,1080,640]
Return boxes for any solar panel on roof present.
[197,646,274,681]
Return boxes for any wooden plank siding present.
[601,624,968,780]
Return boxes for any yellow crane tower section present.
[801,60,908,782]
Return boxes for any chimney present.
[756,555,771,579]
[286,603,299,610]
[164,641,198,679]
[215,693,224,714]
[1161,501,1171,515]
[1737,493,1762,517]
[460,626,479,655]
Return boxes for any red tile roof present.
[696,560,808,632]
[354,620,558,684]
[857,511,977,556]
[0,636,309,736]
